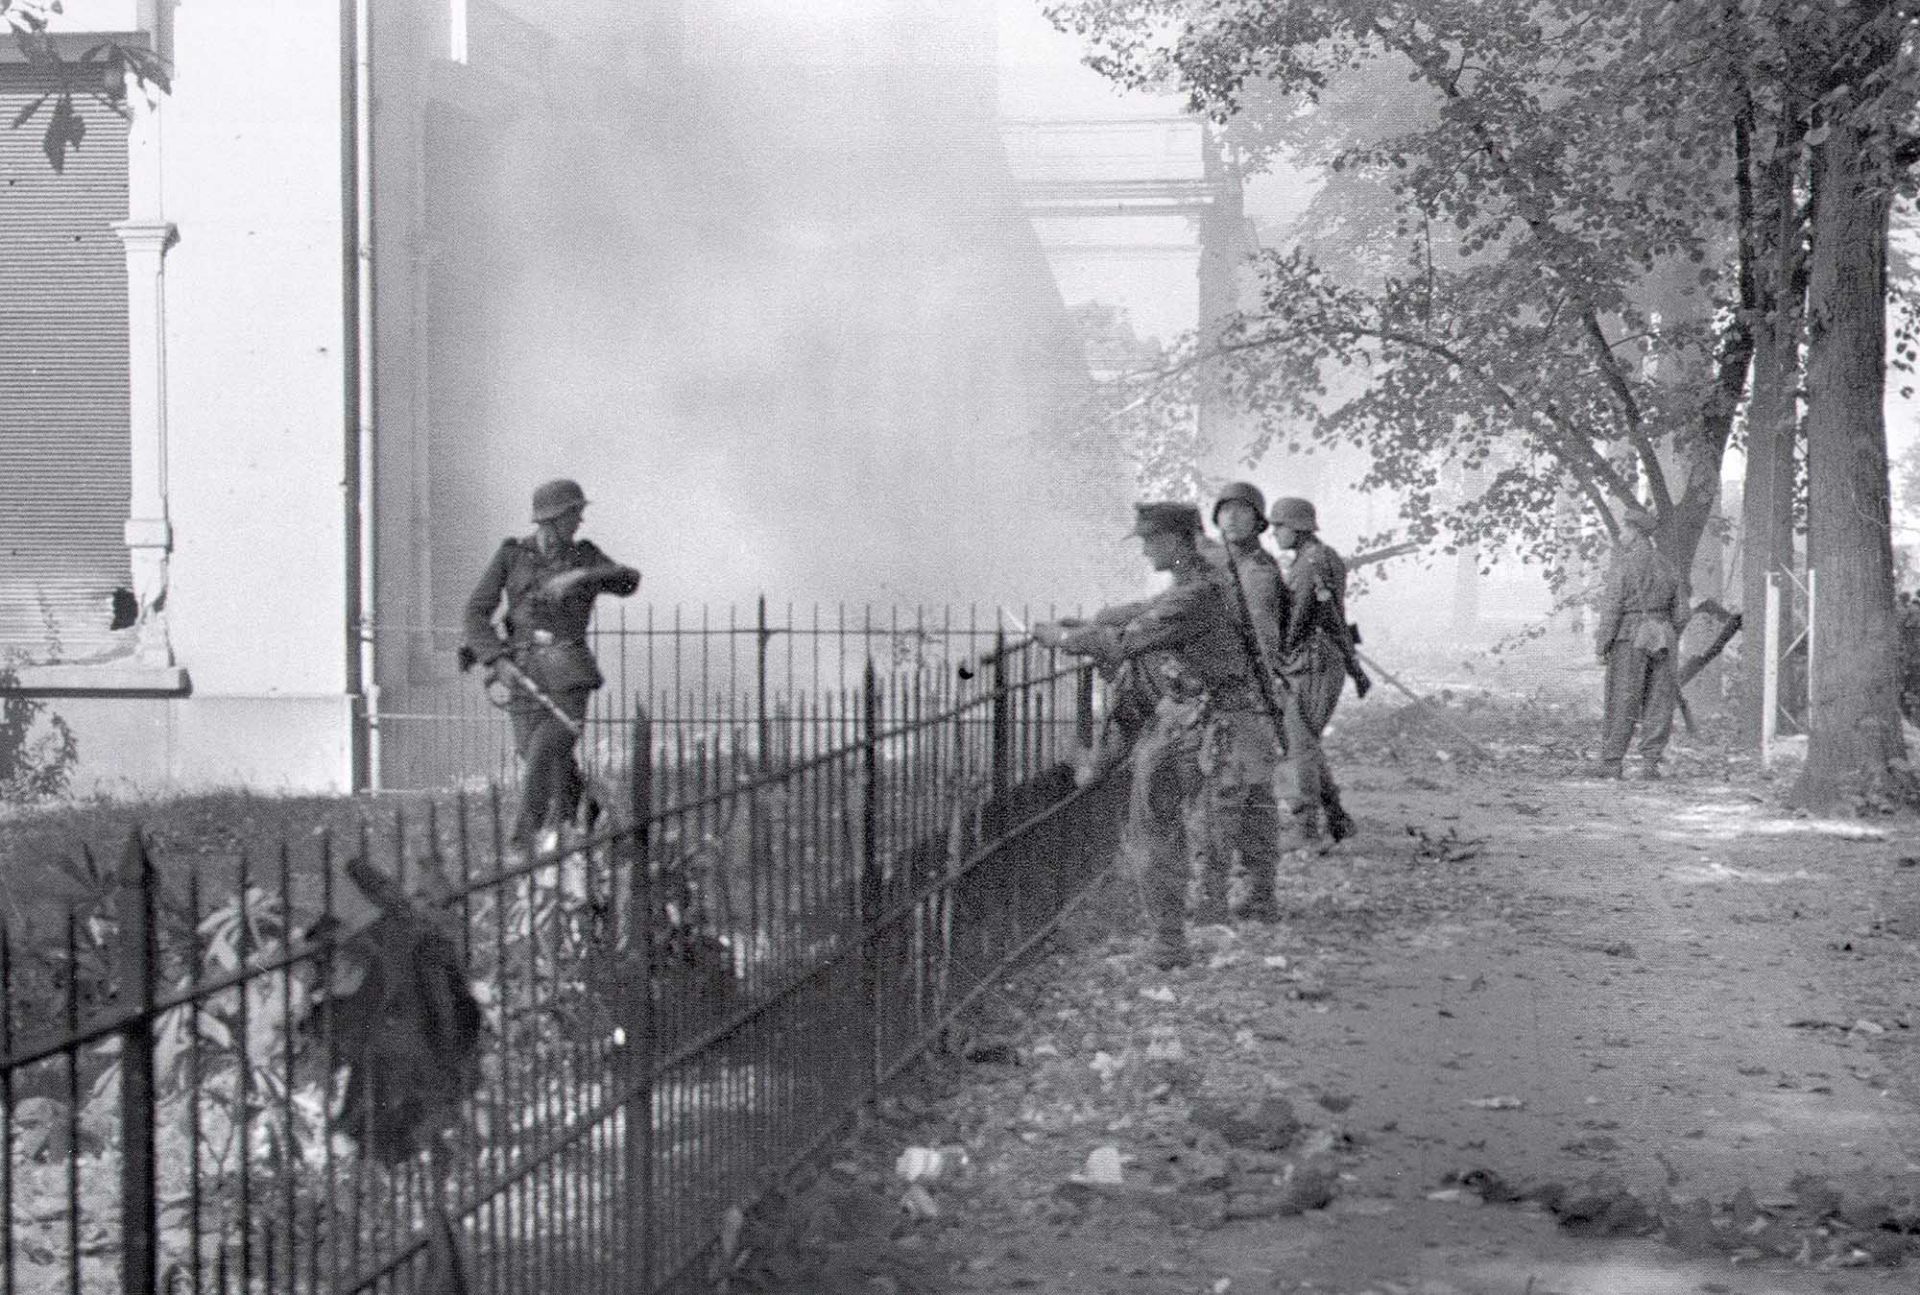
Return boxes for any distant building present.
[1,0,1121,795]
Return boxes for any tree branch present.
[1372,15,1665,496]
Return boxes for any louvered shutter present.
[0,67,132,662]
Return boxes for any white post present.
[112,87,175,668]
[1762,573,1781,767]
[1805,567,1817,737]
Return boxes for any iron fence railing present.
[1,636,1123,1295]
[372,601,1070,792]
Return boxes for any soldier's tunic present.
[1201,538,1291,912]
[464,535,640,844]
[1594,533,1688,768]
[1062,553,1269,940]
[1278,536,1352,836]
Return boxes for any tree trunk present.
[1736,128,1804,746]
[1788,115,1910,808]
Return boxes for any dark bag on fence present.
[302,857,484,1165]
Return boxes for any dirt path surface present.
[736,721,1920,1294]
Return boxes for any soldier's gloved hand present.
[1353,670,1372,699]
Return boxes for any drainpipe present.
[342,0,380,791]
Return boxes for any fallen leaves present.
[1407,824,1488,864]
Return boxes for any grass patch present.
[0,789,500,946]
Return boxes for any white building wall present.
[27,1,358,794]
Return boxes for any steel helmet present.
[531,478,588,522]
[1213,481,1269,530]
[1268,496,1319,533]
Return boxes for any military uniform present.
[1591,511,1688,778]
[1273,502,1355,844]
[464,482,640,847]
[1200,534,1290,922]
[1049,503,1272,966]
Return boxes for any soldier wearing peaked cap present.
[463,479,640,852]
[1270,496,1360,849]
[1034,502,1271,970]
[1585,506,1688,780]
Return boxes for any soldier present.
[1269,497,1358,846]
[1203,481,1290,924]
[1034,502,1273,969]
[463,479,641,852]
[1586,507,1689,780]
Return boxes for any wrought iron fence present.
[372,601,1066,792]
[0,636,1123,1295]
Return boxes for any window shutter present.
[0,68,132,662]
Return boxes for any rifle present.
[1331,617,1373,699]
[1218,542,1291,759]
[458,646,582,737]
[1294,544,1372,699]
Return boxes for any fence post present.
[989,630,1011,809]
[624,703,656,1287]
[756,595,772,769]
[860,659,883,1091]
[115,829,158,1295]
[1074,663,1095,751]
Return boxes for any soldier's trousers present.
[1124,703,1205,939]
[509,685,593,846]
[1280,661,1346,835]
[1600,643,1677,765]
[1123,701,1279,935]
[1197,706,1283,909]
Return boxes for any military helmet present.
[531,478,588,522]
[1268,496,1319,533]
[1124,501,1204,539]
[1213,481,1269,530]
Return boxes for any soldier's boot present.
[1581,759,1623,779]
[1325,797,1355,844]
[1234,889,1282,925]
[1149,929,1194,971]
[1289,811,1329,857]
[1636,760,1663,782]
[1192,864,1232,927]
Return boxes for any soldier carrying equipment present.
[463,478,640,851]
[1269,496,1358,845]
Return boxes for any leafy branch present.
[4,0,172,171]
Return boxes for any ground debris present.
[1449,1165,1920,1266]
[1406,824,1488,864]
[1188,1095,1301,1152]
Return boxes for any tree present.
[4,0,169,171]
[1726,1,1809,749]
[1048,0,1756,591]
[1051,0,1920,805]
[1783,0,1916,807]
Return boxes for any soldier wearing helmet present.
[1034,502,1266,969]
[1196,482,1291,925]
[1270,496,1358,848]
[1585,506,1688,780]
[463,479,640,852]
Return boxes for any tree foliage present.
[1051,0,1920,803]
[1047,0,1768,588]
[4,0,170,171]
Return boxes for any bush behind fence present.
[1,638,1122,1295]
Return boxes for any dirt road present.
[737,728,1920,1294]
